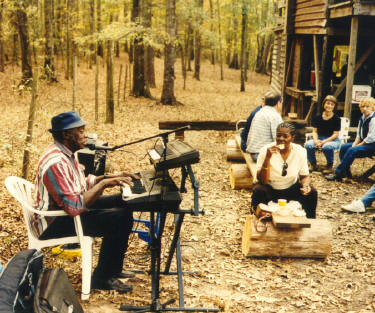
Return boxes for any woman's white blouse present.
[256,142,309,190]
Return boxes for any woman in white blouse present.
[251,122,317,218]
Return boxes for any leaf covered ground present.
[0,56,375,313]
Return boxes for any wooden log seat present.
[229,163,252,190]
[234,135,257,179]
[241,215,332,259]
[226,139,244,161]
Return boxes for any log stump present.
[242,215,332,259]
[226,139,244,161]
[229,163,253,189]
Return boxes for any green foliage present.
[0,0,278,70]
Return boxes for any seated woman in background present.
[251,122,317,218]
[304,95,341,173]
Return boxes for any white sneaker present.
[341,200,366,213]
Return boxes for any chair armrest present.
[26,206,69,217]
[236,120,246,132]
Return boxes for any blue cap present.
[49,111,87,133]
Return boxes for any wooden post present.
[313,35,320,100]
[344,16,358,119]
[22,69,38,179]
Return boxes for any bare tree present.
[240,0,248,92]
[0,0,4,72]
[193,0,203,80]
[132,0,151,97]
[106,41,115,123]
[143,0,155,87]
[161,0,177,104]
[14,0,33,85]
[44,0,57,82]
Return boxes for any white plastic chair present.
[305,117,350,149]
[4,176,93,301]
[236,119,246,133]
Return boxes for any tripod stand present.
[120,134,218,313]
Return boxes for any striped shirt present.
[32,141,96,237]
[246,106,283,154]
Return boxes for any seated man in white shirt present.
[246,91,283,162]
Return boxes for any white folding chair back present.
[338,117,350,144]
[4,176,93,300]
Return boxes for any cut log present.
[226,139,244,161]
[229,164,253,189]
[242,215,332,259]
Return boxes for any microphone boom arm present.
[107,126,190,151]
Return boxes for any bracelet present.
[262,166,269,170]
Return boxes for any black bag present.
[33,268,83,313]
[0,249,44,313]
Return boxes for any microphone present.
[85,143,114,151]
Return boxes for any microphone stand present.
[118,127,218,313]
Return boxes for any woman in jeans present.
[304,95,341,173]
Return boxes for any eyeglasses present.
[282,162,288,176]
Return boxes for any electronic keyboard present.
[148,140,200,171]
[121,169,181,212]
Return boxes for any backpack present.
[0,249,44,313]
[33,268,83,313]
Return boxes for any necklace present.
[322,111,333,120]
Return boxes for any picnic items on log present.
[242,200,332,258]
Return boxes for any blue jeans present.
[304,137,340,166]
[361,184,375,207]
[335,142,375,178]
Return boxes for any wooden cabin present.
[271,0,375,127]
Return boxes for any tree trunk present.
[72,55,77,109]
[209,0,215,65]
[132,0,151,97]
[193,0,203,80]
[217,0,224,80]
[54,0,61,57]
[65,0,71,79]
[161,0,177,105]
[0,0,4,72]
[179,43,186,90]
[106,41,114,123]
[143,0,155,88]
[240,0,247,92]
[15,1,33,85]
[22,69,38,179]
[95,55,99,121]
[89,0,95,68]
[229,2,239,69]
[186,23,193,72]
[44,0,57,82]
[97,0,103,57]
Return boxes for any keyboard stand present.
[120,163,218,312]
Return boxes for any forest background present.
[1,0,375,312]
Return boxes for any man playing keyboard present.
[33,111,139,294]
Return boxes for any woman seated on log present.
[304,95,341,173]
[251,122,317,218]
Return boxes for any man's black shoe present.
[325,173,342,182]
[91,277,133,293]
[115,270,136,279]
